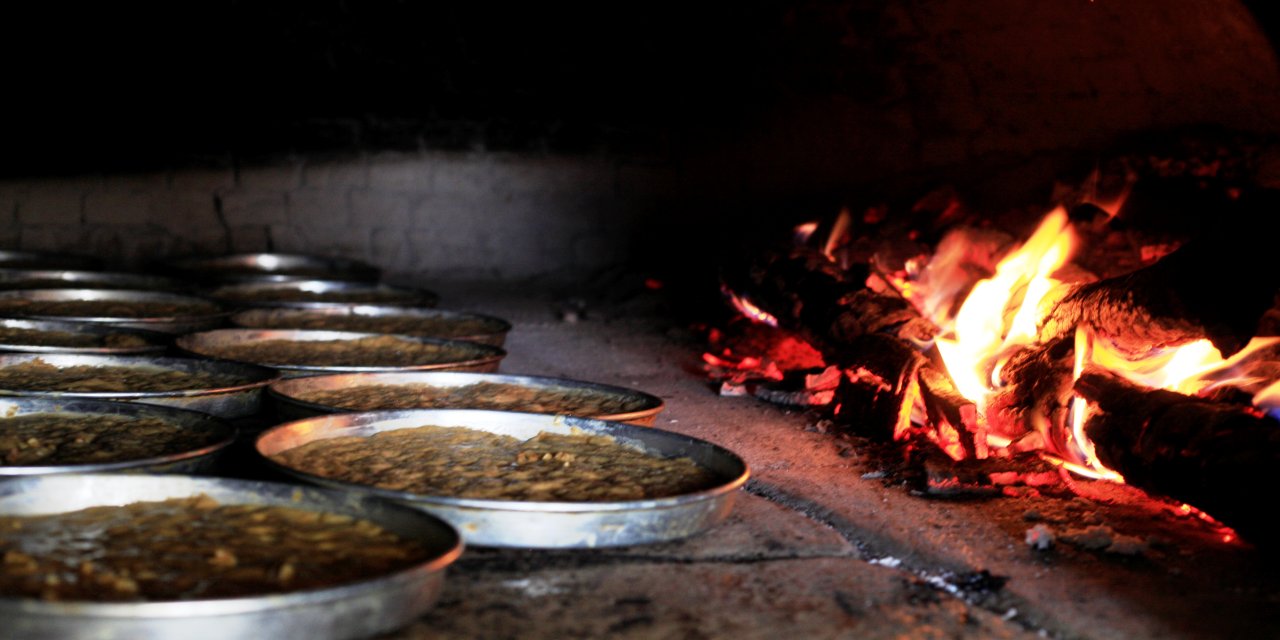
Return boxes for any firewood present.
[985,336,1076,447]
[724,246,938,365]
[832,334,928,438]
[1040,226,1280,358]
[1076,368,1280,544]
[917,365,986,459]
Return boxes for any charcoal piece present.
[723,246,938,364]
[832,334,928,438]
[1076,369,1280,544]
[916,450,1002,499]
[750,367,840,407]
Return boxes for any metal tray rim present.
[0,354,281,400]
[230,305,513,339]
[209,281,437,309]
[267,371,664,424]
[0,473,463,618]
[0,558,456,619]
[0,268,183,290]
[256,409,749,513]
[0,288,230,324]
[0,404,235,477]
[0,318,169,355]
[176,329,506,373]
[165,253,381,279]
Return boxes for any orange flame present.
[1257,379,1280,415]
[1083,332,1280,402]
[1065,326,1124,480]
[794,221,819,245]
[915,203,1276,484]
[935,208,1076,405]
[721,285,780,327]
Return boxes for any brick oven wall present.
[0,154,676,282]
[1,1,1277,281]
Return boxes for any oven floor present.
[380,282,1280,640]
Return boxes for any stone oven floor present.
[375,282,1280,640]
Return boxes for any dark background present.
[3,2,1278,177]
[1,2,779,174]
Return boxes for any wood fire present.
[713,168,1280,546]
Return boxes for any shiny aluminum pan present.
[0,318,169,355]
[209,280,438,310]
[257,409,749,548]
[0,250,100,270]
[0,397,235,476]
[177,329,505,378]
[0,288,230,334]
[0,268,185,291]
[165,252,382,284]
[0,473,462,640]
[231,305,511,347]
[0,354,279,419]
[269,371,664,425]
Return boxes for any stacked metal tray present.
[0,398,235,476]
[176,329,506,378]
[163,253,381,284]
[0,318,168,355]
[209,280,437,309]
[0,353,279,418]
[256,409,749,548]
[268,371,664,424]
[0,474,462,640]
[0,289,229,334]
[231,305,512,347]
[0,268,184,291]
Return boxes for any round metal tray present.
[0,473,462,640]
[177,329,506,378]
[269,371,664,425]
[209,280,437,310]
[257,409,749,548]
[0,318,169,355]
[0,353,279,418]
[164,253,382,284]
[0,250,100,270]
[0,288,229,334]
[231,305,511,347]
[0,397,235,476]
[0,268,184,291]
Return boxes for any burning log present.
[726,243,992,458]
[986,336,1076,446]
[1076,369,1280,544]
[724,246,938,363]
[832,334,928,438]
[1040,229,1280,358]
[917,365,985,459]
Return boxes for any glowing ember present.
[702,351,765,371]
[1175,502,1239,544]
